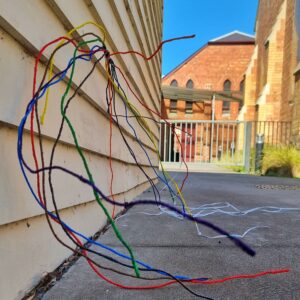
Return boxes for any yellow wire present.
[105,62,193,216]
[39,19,192,215]
[40,21,106,125]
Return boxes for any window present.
[185,101,193,114]
[170,99,177,113]
[222,101,230,114]
[223,80,231,91]
[240,79,245,93]
[170,79,178,87]
[186,79,194,89]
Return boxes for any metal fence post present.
[159,121,162,161]
[243,122,252,173]
[255,134,265,173]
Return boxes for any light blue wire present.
[110,63,186,212]
[17,48,196,280]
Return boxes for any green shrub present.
[217,150,246,173]
[262,145,300,178]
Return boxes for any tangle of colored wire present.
[17,21,290,299]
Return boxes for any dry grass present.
[262,145,300,178]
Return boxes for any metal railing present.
[252,121,292,146]
[159,120,251,167]
[159,120,293,170]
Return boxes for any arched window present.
[223,79,231,91]
[186,79,194,89]
[170,79,178,87]
[240,79,245,93]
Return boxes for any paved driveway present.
[43,173,300,300]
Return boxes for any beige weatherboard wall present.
[0,0,163,299]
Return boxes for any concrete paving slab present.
[42,173,300,299]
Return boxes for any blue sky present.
[162,0,259,75]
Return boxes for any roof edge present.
[162,44,208,80]
[210,30,255,42]
[163,31,255,80]
[208,41,255,45]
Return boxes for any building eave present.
[208,41,255,46]
[209,30,255,42]
[162,86,243,102]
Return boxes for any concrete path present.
[161,163,238,173]
[43,173,300,300]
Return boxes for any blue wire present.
[17,47,196,280]
[109,62,186,212]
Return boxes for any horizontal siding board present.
[123,0,161,101]
[0,119,158,170]
[0,1,160,140]
[48,0,160,119]
[113,0,160,101]
[0,1,161,298]
[149,0,162,63]
[135,0,161,80]
[149,0,160,46]
[0,178,155,300]
[0,127,158,225]
[141,0,161,76]
[0,25,159,151]
[107,0,160,113]
[84,0,160,127]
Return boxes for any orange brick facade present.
[161,36,254,121]
[163,44,254,92]
[241,0,300,145]
[162,99,212,120]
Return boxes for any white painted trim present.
[256,84,270,105]
[210,30,255,42]
[237,105,247,121]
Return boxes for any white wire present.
[195,224,269,239]
[116,201,300,238]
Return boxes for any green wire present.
[59,38,140,277]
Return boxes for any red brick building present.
[161,31,255,121]
[240,0,300,146]
[160,32,255,163]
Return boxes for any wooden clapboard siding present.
[0,0,162,299]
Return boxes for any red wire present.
[86,258,290,290]
[110,35,196,61]
[110,35,197,191]
[30,36,92,207]
[29,34,290,291]
[106,60,117,218]
[191,268,290,285]
[113,65,189,191]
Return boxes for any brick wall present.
[242,0,300,145]
[241,46,258,121]
[281,0,298,121]
[162,44,254,91]
[161,99,211,120]
[293,70,300,146]
[161,43,254,121]
[161,98,240,121]
[255,0,285,96]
